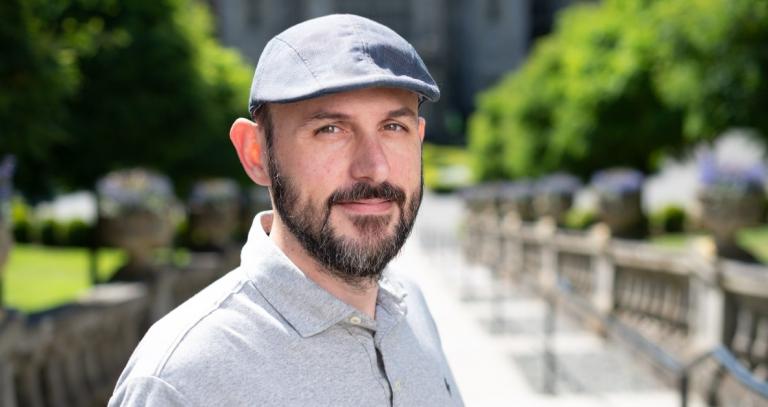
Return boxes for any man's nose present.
[350,133,390,184]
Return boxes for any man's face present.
[265,87,424,287]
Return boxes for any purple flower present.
[96,168,175,216]
[499,179,534,202]
[536,173,582,196]
[697,151,766,194]
[591,168,644,195]
[189,179,239,206]
[0,155,16,204]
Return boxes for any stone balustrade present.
[0,251,238,407]
[462,203,768,406]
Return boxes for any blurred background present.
[1,0,768,406]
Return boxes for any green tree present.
[0,0,111,195]
[0,0,253,197]
[469,0,768,181]
[651,0,768,139]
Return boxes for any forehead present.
[269,87,419,124]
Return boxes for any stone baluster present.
[150,269,177,323]
[537,217,557,292]
[689,237,724,353]
[15,318,55,407]
[0,311,24,407]
[501,212,523,281]
[590,224,615,315]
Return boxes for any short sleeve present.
[108,376,193,407]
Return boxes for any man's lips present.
[335,198,394,214]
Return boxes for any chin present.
[340,212,396,236]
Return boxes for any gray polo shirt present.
[109,212,463,406]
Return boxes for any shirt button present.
[393,380,402,393]
[349,316,362,325]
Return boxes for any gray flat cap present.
[249,14,440,114]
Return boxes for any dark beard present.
[268,157,422,288]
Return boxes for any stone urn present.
[249,185,272,216]
[591,168,648,239]
[468,183,503,222]
[239,185,272,236]
[498,180,536,223]
[697,158,766,261]
[97,169,177,281]
[187,179,240,251]
[0,156,15,280]
[534,173,582,225]
[0,219,9,273]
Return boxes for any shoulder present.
[109,375,192,407]
[111,267,298,403]
[119,269,248,376]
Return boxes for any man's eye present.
[316,125,341,134]
[384,123,406,132]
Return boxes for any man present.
[109,14,462,406]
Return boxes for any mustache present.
[327,182,407,207]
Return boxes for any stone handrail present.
[0,250,238,407]
[462,209,768,406]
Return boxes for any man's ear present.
[230,118,271,186]
[418,117,426,143]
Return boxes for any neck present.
[266,213,379,319]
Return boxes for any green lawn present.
[2,245,125,313]
[739,226,768,263]
[651,226,768,264]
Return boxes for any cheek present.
[283,148,346,199]
[389,144,423,183]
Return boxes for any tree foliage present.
[468,0,768,181]
[0,0,253,197]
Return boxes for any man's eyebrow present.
[387,107,417,119]
[301,107,417,127]
[306,111,351,122]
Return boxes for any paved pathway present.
[391,192,701,406]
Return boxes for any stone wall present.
[0,251,238,407]
[462,204,768,405]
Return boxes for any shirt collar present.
[240,211,407,338]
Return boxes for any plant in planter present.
[591,168,648,239]
[0,156,16,282]
[249,185,272,214]
[457,183,497,222]
[457,184,489,264]
[236,185,272,241]
[534,173,582,225]
[498,180,536,222]
[697,152,766,262]
[187,179,240,251]
[97,168,178,281]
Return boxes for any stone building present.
[207,0,576,144]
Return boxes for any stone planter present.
[249,185,272,214]
[0,155,15,280]
[697,150,767,261]
[188,179,240,251]
[534,173,581,225]
[592,168,647,239]
[698,186,765,261]
[99,208,175,274]
[0,218,9,277]
[239,186,272,238]
[96,169,176,281]
[498,181,535,222]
